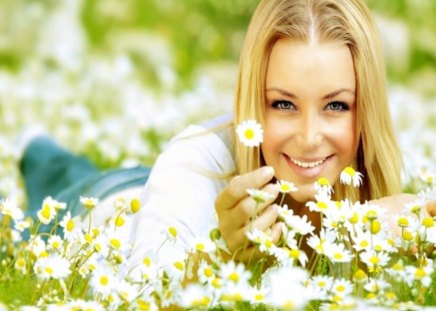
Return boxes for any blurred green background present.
[0,0,435,203]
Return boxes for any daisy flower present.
[80,196,99,209]
[404,260,434,287]
[308,275,334,299]
[314,177,334,195]
[197,260,215,284]
[190,237,216,254]
[219,261,251,285]
[34,254,71,280]
[59,211,82,241]
[331,278,353,299]
[37,202,56,225]
[324,243,354,263]
[42,196,67,211]
[0,197,24,221]
[178,284,212,308]
[246,188,274,204]
[306,192,335,215]
[47,235,63,251]
[277,180,298,193]
[14,219,31,232]
[263,266,310,310]
[359,250,390,273]
[235,120,263,147]
[90,266,117,296]
[340,167,363,187]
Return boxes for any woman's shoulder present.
[158,114,235,172]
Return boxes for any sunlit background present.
[0,0,435,206]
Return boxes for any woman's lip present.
[283,154,333,178]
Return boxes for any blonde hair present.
[234,0,402,201]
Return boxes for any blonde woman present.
[128,0,435,267]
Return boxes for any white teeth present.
[290,157,326,168]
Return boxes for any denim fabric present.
[20,136,150,222]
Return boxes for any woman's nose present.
[295,111,323,151]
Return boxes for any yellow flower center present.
[244,129,255,139]
[402,231,413,241]
[130,198,141,213]
[344,167,355,176]
[397,217,409,227]
[168,227,177,238]
[317,177,330,186]
[196,243,205,251]
[110,238,121,249]
[44,266,53,275]
[422,217,434,228]
[415,268,426,279]
[336,285,346,292]
[317,201,328,210]
[115,216,125,227]
[289,249,300,259]
[204,268,213,277]
[369,256,380,265]
[100,275,109,286]
[229,272,239,283]
[41,205,52,219]
[349,213,359,224]
[354,269,367,280]
[254,293,264,301]
[370,220,381,234]
[66,219,75,232]
[143,257,151,267]
[333,253,343,260]
[360,240,369,248]
[174,261,184,271]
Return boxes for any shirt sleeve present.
[127,125,234,270]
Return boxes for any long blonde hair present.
[234,0,402,201]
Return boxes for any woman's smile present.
[283,153,334,179]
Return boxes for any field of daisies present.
[1,0,436,310]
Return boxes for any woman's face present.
[262,39,359,202]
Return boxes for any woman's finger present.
[215,166,275,212]
[225,184,280,228]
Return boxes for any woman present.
[127,0,434,270]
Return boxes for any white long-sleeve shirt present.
[127,115,234,269]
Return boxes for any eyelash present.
[271,100,350,111]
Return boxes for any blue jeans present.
[20,137,150,221]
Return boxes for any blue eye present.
[326,101,349,111]
[272,100,296,110]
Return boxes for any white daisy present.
[90,266,117,296]
[277,180,298,194]
[314,177,334,195]
[80,196,99,209]
[219,261,251,285]
[340,167,363,187]
[34,254,71,280]
[0,197,24,221]
[246,188,274,204]
[324,242,354,263]
[37,201,57,225]
[178,284,212,308]
[235,120,263,147]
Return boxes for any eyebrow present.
[266,87,355,100]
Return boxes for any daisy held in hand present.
[236,120,263,148]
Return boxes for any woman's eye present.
[271,100,295,110]
[326,101,349,111]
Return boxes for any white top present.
[127,115,235,269]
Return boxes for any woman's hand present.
[215,166,281,262]
[372,193,436,254]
